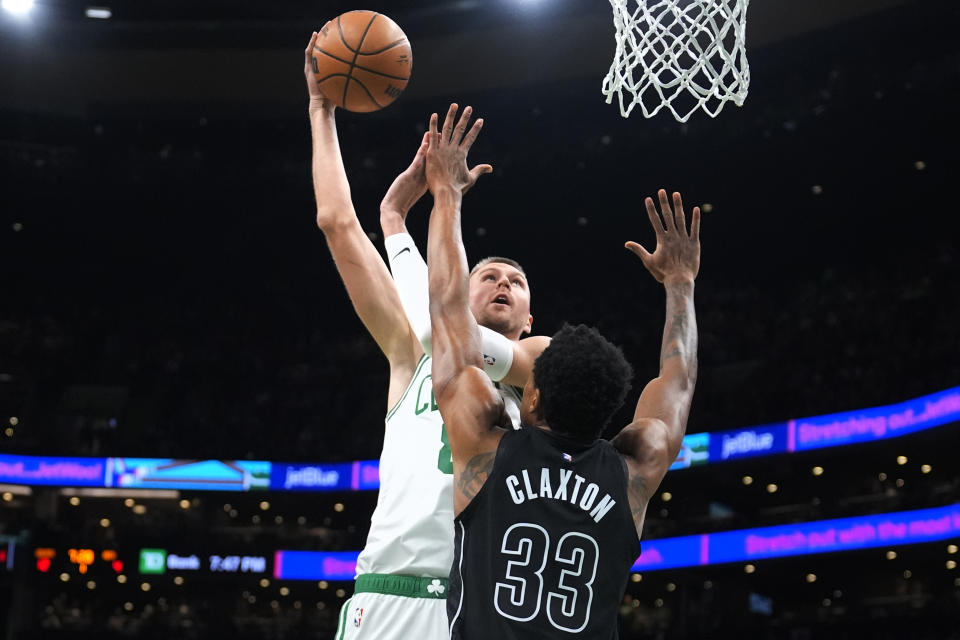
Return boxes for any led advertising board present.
[137,548,267,575]
[0,454,108,487]
[111,459,270,491]
[1,387,956,493]
[274,504,960,579]
[788,385,960,451]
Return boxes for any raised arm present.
[613,189,700,535]
[378,132,543,387]
[424,104,506,515]
[304,31,420,400]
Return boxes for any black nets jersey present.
[448,426,640,639]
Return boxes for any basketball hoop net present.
[602,0,750,123]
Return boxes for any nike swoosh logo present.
[392,247,411,260]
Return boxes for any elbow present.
[315,207,356,234]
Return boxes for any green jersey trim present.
[355,573,450,599]
[384,354,429,422]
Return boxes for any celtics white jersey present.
[355,355,521,578]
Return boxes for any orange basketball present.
[311,11,412,113]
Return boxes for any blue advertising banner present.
[0,454,108,487]
[354,460,380,491]
[2,387,957,493]
[274,550,358,581]
[109,459,270,491]
[788,385,960,451]
[708,503,960,564]
[708,422,788,462]
[632,534,706,571]
[276,504,960,578]
[270,463,354,492]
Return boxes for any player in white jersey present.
[302,33,549,640]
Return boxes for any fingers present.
[657,189,676,232]
[673,192,687,236]
[645,197,666,234]
[624,241,654,267]
[469,164,493,179]
[305,32,318,75]
[453,106,473,146]
[460,117,484,151]
[428,112,439,149]
[691,206,701,242]
[410,132,429,166]
[441,103,458,143]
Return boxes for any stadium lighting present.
[1,0,34,15]
[85,6,111,19]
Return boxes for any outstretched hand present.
[425,103,493,196]
[626,189,701,284]
[304,29,334,111]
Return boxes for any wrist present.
[662,274,696,287]
[431,185,462,207]
[308,98,335,117]
[379,208,408,236]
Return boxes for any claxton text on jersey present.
[504,467,617,523]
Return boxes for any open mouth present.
[492,294,511,307]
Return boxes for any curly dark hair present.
[532,324,633,442]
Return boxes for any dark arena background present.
[1,0,959,638]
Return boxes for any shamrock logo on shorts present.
[427,579,445,595]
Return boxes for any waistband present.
[354,573,450,599]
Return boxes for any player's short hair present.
[533,324,633,442]
[470,256,526,278]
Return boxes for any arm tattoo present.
[457,451,496,502]
[627,473,650,535]
[659,282,698,386]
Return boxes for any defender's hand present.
[626,190,701,284]
[305,30,334,112]
[424,103,492,196]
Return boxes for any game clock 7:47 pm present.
[209,554,267,574]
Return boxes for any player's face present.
[468,263,533,339]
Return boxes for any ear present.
[528,386,543,420]
[522,314,533,335]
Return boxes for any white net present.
[602,0,751,123]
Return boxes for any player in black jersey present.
[423,104,700,639]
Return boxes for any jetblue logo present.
[721,430,775,459]
[284,466,340,489]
